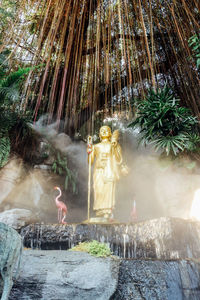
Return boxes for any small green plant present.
[0,136,10,168]
[70,240,112,257]
[52,151,78,194]
[188,33,200,69]
[128,86,199,156]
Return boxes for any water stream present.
[20,217,200,259]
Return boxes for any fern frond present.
[0,67,31,88]
[0,136,10,168]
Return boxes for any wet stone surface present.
[7,250,200,300]
[4,217,200,300]
[20,217,200,259]
[9,250,120,300]
[111,259,200,300]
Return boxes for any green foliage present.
[128,86,199,156]
[52,151,78,194]
[188,34,200,69]
[0,0,17,40]
[0,50,33,167]
[0,109,14,167]
[0,107,13,166]
[0,136,10,168]
[0,107,33,165]
[70,240,112,257]
[0,50,10,79]
[0,67,31,104]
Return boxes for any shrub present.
[0,55,33,167]
[51,151,78,194]
[128,86,199,156]
[70,240,112,257]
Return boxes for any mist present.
[116,126,200,222]
[1,116,199,224]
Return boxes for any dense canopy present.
[0,0,199,135]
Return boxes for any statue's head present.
[99,126,112,140]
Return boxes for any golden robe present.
[90,140,122,217]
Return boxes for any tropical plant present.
[0,136,10,168]
[70,240,112,257]
[52,151,78,194]
[0,66,31,105]
[0,52,33,167]
[188,33,200,69]
[128,86,200,156]
[0,108,17,167]
[0,105,35,167]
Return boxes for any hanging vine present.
[0,0,199,135]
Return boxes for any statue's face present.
[99,126,111,139]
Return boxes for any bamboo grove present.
[0,0,200,135]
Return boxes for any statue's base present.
[83,217,116,224]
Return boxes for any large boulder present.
[2,169,57,222]
[155,170,200,219]
[10,250,120,300]
[0,209,38,230]
[0,223,22,300]
[111,259,200,300]
[116,153,200,222]
[51,132,72,154]
[0,158,55,220]
[8,243,200,300]
[4,170,45,209]
[0,158,24,207]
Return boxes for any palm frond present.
[128,86,199,156]
[0,67,31,104]
[0,67,31,88]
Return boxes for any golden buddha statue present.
[87,125,126,220]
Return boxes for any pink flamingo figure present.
[54,186,67,224]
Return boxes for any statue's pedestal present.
[85,217,110,223]
[83,217,118,224]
